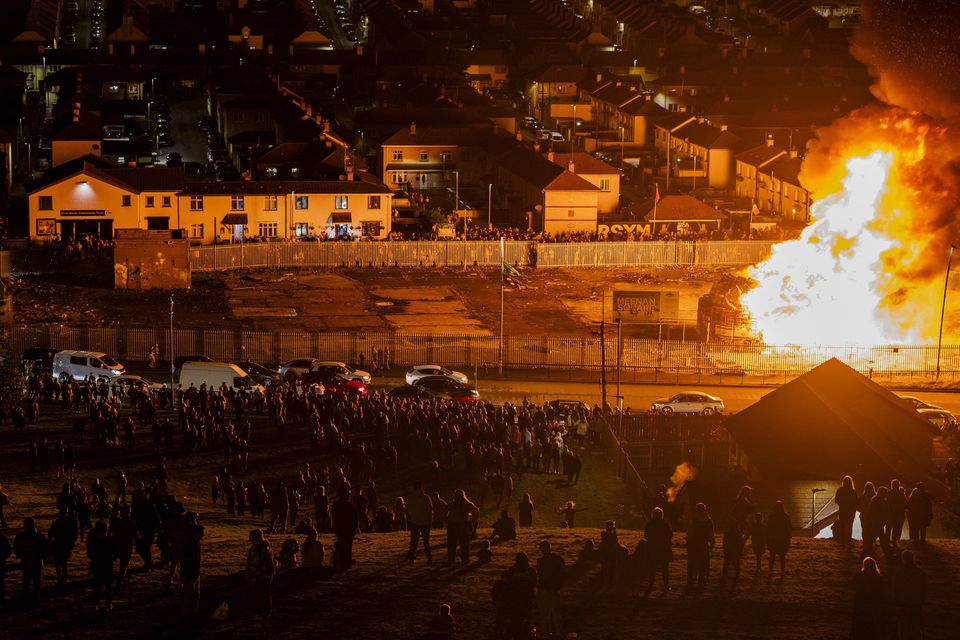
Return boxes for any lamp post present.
[169,294,175,394]
[691,153,697,193]
[618,126,625,165]
[936,244,955,379]
[811,488,826,530]
[487,182,492,229]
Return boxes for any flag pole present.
[499,236,505,376]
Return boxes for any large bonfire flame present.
[742,111,957,346]
[741,0,960,346]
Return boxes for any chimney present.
[629,85,637,92]
[596,73,602,83]
[720,124,728,132]
[644,94,651,101]
[409,122,416,135]
[789,149,798,159]
[123,13,134,26]
[615,81,622,87]
[547,150,555,162]
[765,135,774,148]
[679,105,687,113]
[567,160,575,173]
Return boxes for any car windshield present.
[439,368,453,375]
[100,356,120,368]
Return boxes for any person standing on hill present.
[893,549,925,640]
[748,512,767,576]
[599,520,619,590]
[180,512,205,617]
[331,485,359,570]
[86,521,116,613]
[643,507,673,595]
[518,493,534,527]
[834,475,858,544]
[887,480,908,546]
[406,481,433,564]
[48,506,79,586]
[686,503,715,589]
[906,483,933,544]
[13,517,47,607]
[445,489,480,566]
[535,540,566,639]
[245,529,275,620]
[721,518,744,584]
[767,501,792,578]
[851,557,885,640]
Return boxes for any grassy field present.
[0,402,958,640]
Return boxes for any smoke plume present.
[666,462,696,503]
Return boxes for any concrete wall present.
[113,230,190,289]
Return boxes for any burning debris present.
[666,462,697,503]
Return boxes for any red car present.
[302,371,366,395]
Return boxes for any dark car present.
[388,385,439,400]
[173,354,213,373]
[301,371,366,395]
[549,399,590,425]
[233,361,280,387]
[21,347,58,373]
[412,375,480,400]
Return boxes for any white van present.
[179,361,264,393]
[53,350,126,382]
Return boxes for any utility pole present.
[169,294,175,394]
[487,183,492,229]
[498,236,505,376]
[600,290,607,411]
[937,244,955,379]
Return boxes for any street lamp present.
[487,183,492,230]
[169,294,175,394]
[618,126,625,165]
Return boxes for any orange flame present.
[742,108,959,346]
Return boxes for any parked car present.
[180,362,264,393]
[899,395,947,411]
[916,407,957,433]
[233,361,281,387]
[388,385,439,400]
[405,364,468,386]
[650,391,724,415]
[278,358,321,380]
[411,375,480,400]
[301,371,367,395]
[53,350,125,382]
[21,347,58,373]
[310,361,372,384]
[549,399,590,425]
[173,354,213,373]
[115,374,166,396]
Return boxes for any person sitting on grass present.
[426,603,460,639]
[488,510,517,543]
[476,540,494,565]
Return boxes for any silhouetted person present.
[48,506,78,586]
[851,557,885,640]
[302,528,325,569]
[0,529,10,605]
[13,517,46,607]
[767,501,792,577]
[643,507,672,595]
[494,553,537,639]
[686,503,715,589]
[862,487,891,558]
[110,507,139,594]
[488,509,517,543]
[245,529,275,619]
[906,483,932,543]
[406,481,433,564]
[731,485,753,530]
[721,518,744,583]
[887,480,908,546]
[893,549,925,640]
[180,512,204,617]
[518,493,534,527]
[749,512,767,575]
[86,521,116,612]
[426,603,458,640]
[331,486,359,570]
[835,475,858,544]
[536,540,565,639]
[268,482,289,534]
[445,489,480,566]
[599,520,618,589]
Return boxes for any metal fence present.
[8,326,960,381]
[189,240,777,271]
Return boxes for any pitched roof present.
[381,126,489,147]
[619,97,669,117]
[725,358,940,483]
[656,113,697,133]
[765,155,802,184]
[178,180,392,195]
[546,170,599,192]
[736,144,787,167]
[626,194,724,221]
[52,115,102,141]
[549,152,620,175]
[673,120,742,149]
[535,65,588,84]
[28,156,183,194]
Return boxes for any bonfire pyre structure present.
[697,275,757,343]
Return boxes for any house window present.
[367,196,381,209]
[440,151,452,163]
[391,171,405,184]
[290,167,300,178]
[190,224,204,239]
[162,196,172,208]
[568,210,575,217]
[190,195,203,211]
[295,222,309,237]
[253,112,266,123]
[122,195,132,207]
[361,221,382,237]
[38,196,53,210]
[232,113,244,122]
[231,195,245,210]
[264,195,278,210]
[334,195,349,209]
[392,149,403,161]
[599,179,611,192]
[265,167,278,177]
[258,223,278,237]
[295,195,309,209]
[419,151,428,162]
[36,219,56,235]
[494,66,507,74]
[145,196,155,208]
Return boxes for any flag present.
[751,200,760,215]
[655,183,661,204]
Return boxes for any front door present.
[232,224,244,241]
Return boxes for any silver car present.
[651,392,724,415]
[405,365,468,386]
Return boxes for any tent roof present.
[725,358,938,483]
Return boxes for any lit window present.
[265,167,278,177]
[599,179,610,192]
[258,223,278,237]
[367,196,381,209]
[361,221,382,236]
[295,195,309,209]
[231,195,245,210]
[264,195,278,210]
[295,222,309,237]
[392,149,403,161]
[334,195,349,210]
[391,171,405,184]
[190,195,203,211]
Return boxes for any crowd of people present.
[0,370,946,640]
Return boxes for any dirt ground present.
[6,266,734,338]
